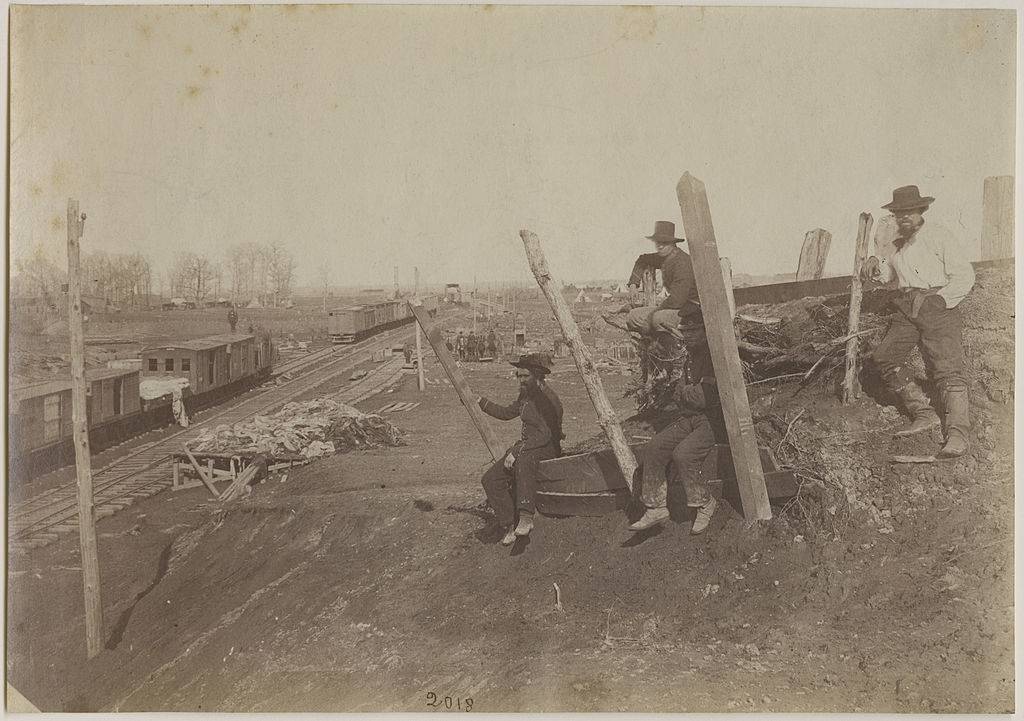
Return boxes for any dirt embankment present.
[5,267,1014,713]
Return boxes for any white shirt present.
[874,222,975,308]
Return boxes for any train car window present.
[148,358,158,371]
[43,394,61,441]
[182,358,191,371]
[165,358,175,371]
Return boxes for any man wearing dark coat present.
[623,221,701,338]
[629,319,724,535]
[476,353,564,545]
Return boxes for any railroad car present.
[9,367,143,479]
[328,295,438,344]
[140,332,273,407]
[9,333,275,482]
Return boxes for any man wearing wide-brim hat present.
[862,185,976,457]
[620,221,702,339]
[475,353,564,545]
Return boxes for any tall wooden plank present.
[982,175,1014,261]
[66,199,105,657]
[409,300,504,460]
[520,230,638,491]
[796,228,832,281]
[720,256,736,318]
[842,213,874,404]
[675,174,771,521]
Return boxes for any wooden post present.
[641,267,657,308]
[981,175,1014,261]
[414,267,425,391]
[409,300,504,460]
[676,173,771,521]
[519,230,637,491]
[796,228,833,281]
[66,199,105,657]
[720,256,736,319]
[842,212,874,404]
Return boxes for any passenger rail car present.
[328,295,438,344]
[9,332,275,481]
[9,367,143,480]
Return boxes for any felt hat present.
[645,220,685,244]
[882,185,934,212]
[511,352,552,375]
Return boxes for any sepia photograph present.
[5,3,1017,714]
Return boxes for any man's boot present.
[893,383,941,437]
[938,386,970,458]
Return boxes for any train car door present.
[207,351,216,390]
[113,376,123,415]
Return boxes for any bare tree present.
[170,252,214,302]
[267,243,295,307]
[12,242,65,309]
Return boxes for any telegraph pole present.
[414,267,425,391]
[67,199,105,657]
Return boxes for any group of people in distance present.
[448,329,499,362]
[475,184,974,546]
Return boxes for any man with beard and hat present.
[476,353,564,545]
[862,185,975,457]
[617,221,701,339]
[628,317,725,534]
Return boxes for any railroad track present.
[9,326,418,552]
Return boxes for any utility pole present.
[67,199,104,658]
[414,267,425,391]
[393,265,400,299]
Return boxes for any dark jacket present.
[479,383,564,455]
[672,342,722,419]
[628,246,699,313]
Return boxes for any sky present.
[8,5,1017,290]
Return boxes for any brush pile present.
[186,396,405,459]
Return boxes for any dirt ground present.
[5,281,1015,713]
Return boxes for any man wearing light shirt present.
[862,185,975,457]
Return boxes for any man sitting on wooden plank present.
[617,221,702,339]
[862,185,975,458]
[630,320,724,534]
[476,353,564,546]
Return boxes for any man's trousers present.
[481,445,557,526]
[640,414,716,509]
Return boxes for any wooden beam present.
[519,230,638,491]
[409,300,505,461]
[796,228,832,281]
[66,199,104,658]
[842,212,874,404]
[676,173,771,522]
[184,448,222,498]
[720,256,736,318]
[981,175,1014,261]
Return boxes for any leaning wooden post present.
[413,267,425,391]
[66,199,105,657]
[842,212,874,404]
[796,228,833,281]
[676,174,771,521]
[409,300,504,460]
[519,230,637,491]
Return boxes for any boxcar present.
[9,367,142,479]
[140,332,273,408]
[328,295,440,344]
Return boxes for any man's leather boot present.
[893,383,941,437]
[938,386,970,458]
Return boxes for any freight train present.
[9,332,274,481]
[328,296,438,344]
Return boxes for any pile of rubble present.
[186,396,405,460]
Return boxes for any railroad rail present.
[9,326,417,553]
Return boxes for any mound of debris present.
[186,396,405,459]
